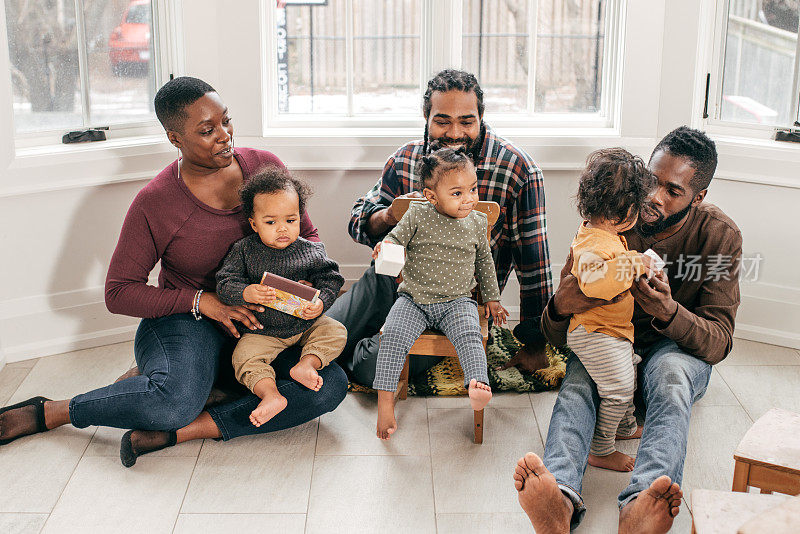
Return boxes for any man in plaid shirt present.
[329,69,553,386]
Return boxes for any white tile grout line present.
[303,416,321,534]
[426,400,438,533]
[172,438,205,533]
[40,425,99,530]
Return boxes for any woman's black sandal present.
[120,429,178,468]
[0,396,51,445]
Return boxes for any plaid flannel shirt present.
[348,125,553,321]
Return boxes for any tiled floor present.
[0,337,798,533]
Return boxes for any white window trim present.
[692,0,800,188]
[701,0,800,141]
[4,0,183,151]
[261,0,624,132]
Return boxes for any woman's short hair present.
[576,148,655,225]
[415,143,475,190]
[240,165,312,218]
[154,76,216,133]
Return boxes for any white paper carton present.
[375,242,405,277]
[643,249,666,271]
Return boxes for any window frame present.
[702,0,800,141]
[261,0,624,133]
[6,0,182,150]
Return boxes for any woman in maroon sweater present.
[0,77,348,465]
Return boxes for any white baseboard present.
[0,268,797,362]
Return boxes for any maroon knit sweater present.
[105,148,320,319]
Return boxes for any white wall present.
[1,0,799,365]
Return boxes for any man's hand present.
[301,299,324,320]
[552,274,626,317]
[385,192,425,225]
[485,300,509,326]
[630,270,678,323]
[243,284,277,305]
[198,292,264,338]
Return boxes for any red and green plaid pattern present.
[348,125,553,321]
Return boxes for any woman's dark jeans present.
[69,313,348,440]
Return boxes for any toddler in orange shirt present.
[568,148,657,472]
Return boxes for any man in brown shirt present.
[513,127,742,534]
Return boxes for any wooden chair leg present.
[398,356,409,401]
[732,460,751,492]
[473,409,484,444]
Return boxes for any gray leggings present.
[372,293,489,392]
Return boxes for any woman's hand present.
[485,300,509,326]
[198,292,264,338]
[243,284,277,305]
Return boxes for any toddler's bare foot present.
[617,425,643,440]
[468,379,492,411]
[290,356,323,391]
[588,450,635,472]
[513,452,572,534]
[619,475,682,534]
[376,390,397,440]
[249,394,288,427]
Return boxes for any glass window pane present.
[5,0,83,133]
[535,0,606,113]
[720,1,798,127]
[352,0,420,114]
[87,0,156,126]
[462,0,529,113]
[278,1,347,114]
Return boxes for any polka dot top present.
[384,201,501,304]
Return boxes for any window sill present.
[711,134,800,190]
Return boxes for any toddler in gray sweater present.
[217,166,345,427]
[372,146,508,440]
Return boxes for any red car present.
[108,0,152,76]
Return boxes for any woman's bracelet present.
[192,290,203,320]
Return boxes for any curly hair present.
[652,126,717,193]
[415,143,475,190]
[154,76,216,133]
[240,165,312,218]
[422,69,485,156]
[576,148,655,225]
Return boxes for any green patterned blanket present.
[348,325,567,395]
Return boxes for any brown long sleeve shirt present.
[541,202,742,365]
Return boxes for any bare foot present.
[468,379,492,411]
[376,390,397,440]
[249,394,288,427]
[290,356,323,391]
[588,451,636,472]
[114,366,141,383]
[619,475,682,534]
[512,452,572,534]
[617,425,643,440]
[249,377,288,427]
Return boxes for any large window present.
[709,0,800,131]
[4,0,162,136]
[270,0,618,123]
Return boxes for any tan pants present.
[231,316,347,392]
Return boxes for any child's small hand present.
[243,284,277,305]
[485,301,509,326]
[372,242,382,260]
[302,299,324,320]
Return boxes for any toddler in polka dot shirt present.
[371,146,508,440]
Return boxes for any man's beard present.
[427,123,484,160]
[638,202,692,237]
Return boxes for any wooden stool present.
[691,489,788,534]
[732,408,800,495]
